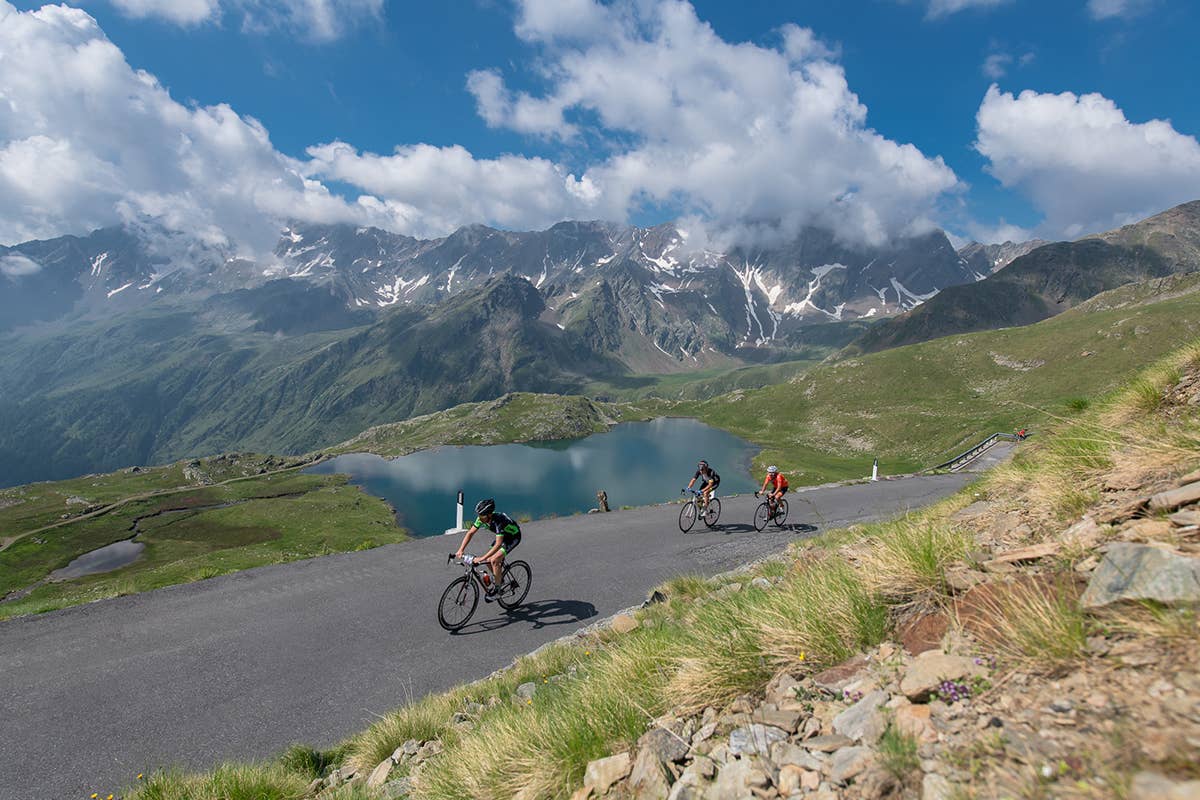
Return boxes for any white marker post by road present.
[871,458,879,482]
[444,489,466,536]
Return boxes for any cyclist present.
[757,465,788,511]
[454,498,522,602]
[685,459,720,507]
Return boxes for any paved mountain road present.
[1,471,983,800]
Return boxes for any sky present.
[1,0,1198,257]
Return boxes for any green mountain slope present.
[849,200,1200,355]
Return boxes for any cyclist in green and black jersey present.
[454,498,522,602]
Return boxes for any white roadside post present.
[444,489,466,536]
[871,458,879,482]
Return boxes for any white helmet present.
[767,465,778,474]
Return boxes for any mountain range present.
[2,202,1198,487]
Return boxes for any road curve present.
[0,472,979,800]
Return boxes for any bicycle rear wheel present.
[753,502,770,531]
[774,498,789,527]
[678,501,698,532]
[497,560,531,610]
[703,497,722,528]
[438,575,478,631]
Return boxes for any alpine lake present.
[306,418,760,537]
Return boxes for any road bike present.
[753,491,789,531]
[438,554,532,632]
[679,487,721,532]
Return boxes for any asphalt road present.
[0,471,982,800]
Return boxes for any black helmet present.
[475,498,495,516]
[697,459,709,469]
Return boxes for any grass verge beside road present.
[119,339,1200,800]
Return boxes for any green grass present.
[878,723,920,782]
[0,470,403,620]
[629,277,1200,484]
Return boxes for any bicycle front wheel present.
[679,501,698,532]
[703,497,722,528]
[498,560,532,610]
[753,502,770,532]
[774,498,789,527]
[438,575,479,631]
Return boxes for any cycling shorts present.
[702,476,720,491]
[498,532,521,556]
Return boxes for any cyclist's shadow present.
[449,598,598,636]
[699,522,819,536]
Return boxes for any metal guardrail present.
[930,432,1025,472]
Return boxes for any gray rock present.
[585,752,632,795]
[1049,699,1073,713]
[516,681,538,701]
[1129,771,1200,800]
[750,706,803,733]
[728,723,788,756]
[829,746,874,784]
[922,773,954,800]
[1149,482,1200,512]
[382,776,415,799]
[900,651,987,701]
[832,690,888,744]
[629,746,672,800]
[750,577,773,590]
[639,726,691,765]
[1081,543,1200,607]
[706,758,752,799]
[401,738,421,756]
[771,741,826,771]
[366,758,394,789]
[802,734,854,752]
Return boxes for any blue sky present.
[2,0,1198,254]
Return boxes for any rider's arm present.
[479,534,504,561]
[455,524,479,558]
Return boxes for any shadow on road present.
[450,598,598,636]
[689,522,819,536]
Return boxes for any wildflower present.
[91,794,98,799]
[527,700,532,705]
[137,775,143,780]
[798,651,806,662]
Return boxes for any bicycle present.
[679,488,721,532]
[753,491,789,531]
[438,554,532,632]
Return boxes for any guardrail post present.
[444,490,465,536]
[871,458,878,482]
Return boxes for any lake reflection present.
[307,418,759,536]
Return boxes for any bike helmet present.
[767,465,778,474]
[697,459,709,468]
[475,498,496,516]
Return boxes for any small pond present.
[49,540,145,581]
[306,418,759,536]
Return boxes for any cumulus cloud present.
[0,2,390,253]
[102,0,383,41]
[1087,0,1154,20]
[982,52,1012,79]
[460,0,960,245]
[0,254,43,277]
[975,84,1200,238]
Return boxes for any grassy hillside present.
[118,337,1200,800]
[653,272,1200,485]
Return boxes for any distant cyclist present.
[757,465,788,508]
[454,498,521,602]
[685,459,720,506]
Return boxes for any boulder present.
[1081,543,1200,608]
[832,690,888,744]
[585,752,632,796]
[728,723,788,757]
[900,651,987,701]
[629,747,672,800]
[1129,771,1200,800]
[829,746,874,784]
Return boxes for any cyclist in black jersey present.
[684,459,720,507]
[454,498,522,602]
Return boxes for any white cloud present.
[1087,0,1154,20]
[100,0,383,41]
[975,84,1200,238]
[982,52,1012,79]
[0,254,43,277]
[925,0,1011,19]
[0,2,385,253]
[461,0,960,246]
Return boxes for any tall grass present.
[861,519,974,600]
[964,575,1088,672]
[130,764,309,800]
[667,588,775,709]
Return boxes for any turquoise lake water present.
[306,418,759,536]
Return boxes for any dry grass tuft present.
[860,518,974,600]
[961,574,1088,672]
